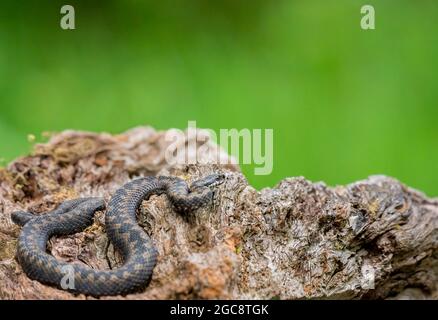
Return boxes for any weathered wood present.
[0,127,436,299]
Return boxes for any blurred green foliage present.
[0,1,437,194]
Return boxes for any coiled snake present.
[11,174,225,297]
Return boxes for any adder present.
[11,174,225,297]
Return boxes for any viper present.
[11,174,225,297]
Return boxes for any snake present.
[11,174,225,297]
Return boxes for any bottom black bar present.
[0,300,434,319]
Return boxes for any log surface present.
[0,127,436,299]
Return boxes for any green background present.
[1,1,437,195]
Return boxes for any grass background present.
[0,1,437,194]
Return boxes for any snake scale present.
[11,174,225,297]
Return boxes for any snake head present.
[190,173,226,191]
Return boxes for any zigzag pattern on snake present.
[11,174,224,297]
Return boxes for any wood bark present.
[0,127,436,299]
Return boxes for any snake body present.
[11,174,224,297]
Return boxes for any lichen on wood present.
[0,127,436,299]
